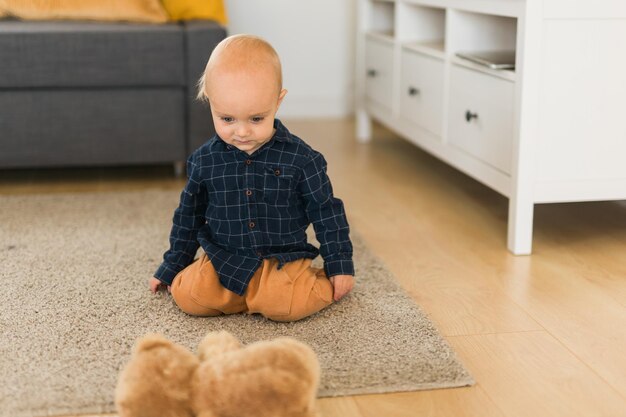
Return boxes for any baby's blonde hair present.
[197,34,283,102]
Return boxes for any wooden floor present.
[2,118,625,417]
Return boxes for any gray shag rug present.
[0,190,473,417]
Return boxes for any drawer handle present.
[408,87,420,96]
[367,69,377,77]
[465,110,478,122]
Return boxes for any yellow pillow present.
[1,0,169,23]
[161,0,227,25]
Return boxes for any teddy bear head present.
[115,334,199,417]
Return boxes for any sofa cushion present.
[161,0,227,25]
[0,89,186,167]
[0,20,185,87]
[0,0,168,23]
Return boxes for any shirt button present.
[245,190,252,196]
[274,169,280,176]
[249,221,255,229]
[245,159,252,165]
[256,251,263,257]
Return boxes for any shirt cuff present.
[154,263,183,286]
[324,258,355,278]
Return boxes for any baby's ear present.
[197,330,241,361]
[277,88,288,106]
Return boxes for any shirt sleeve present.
[298,151,354,278]
[154,153,207,285]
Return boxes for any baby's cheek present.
[261,126,274,140]
[215,126,230,140]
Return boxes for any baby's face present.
[208,68,286,155]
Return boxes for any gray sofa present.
[0,19,226,170]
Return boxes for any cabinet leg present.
[356,109,372,143]
[507,198,534,255]
[173,161,185,178]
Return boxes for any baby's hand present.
[329,275,355,302]
[149,277,171,294]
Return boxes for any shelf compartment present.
[448,9,517,75]
[367,0,396,39]
[397,3,446,50]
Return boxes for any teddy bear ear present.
[197,330,241,361]
[132,333,173,355]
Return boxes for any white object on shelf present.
[355,0,626,254]
[455,50,516,70]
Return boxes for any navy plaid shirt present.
[154,119,354,295]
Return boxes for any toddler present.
[150,34,354,322]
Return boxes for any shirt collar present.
[272,118,292,143]
[214,118,292,152]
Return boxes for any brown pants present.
[171,254,334,322]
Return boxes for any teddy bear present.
[115,330,320,417]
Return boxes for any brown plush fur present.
[115,331,320,417]
[115,334,199,417]
[196,330,241,361]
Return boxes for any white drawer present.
[448,65,514,174]
[400,49,444,136]
[365,37,394,110]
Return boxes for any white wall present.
[224,0,356,118]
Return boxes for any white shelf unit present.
[366,0,396,41]
[356,0,626,254]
